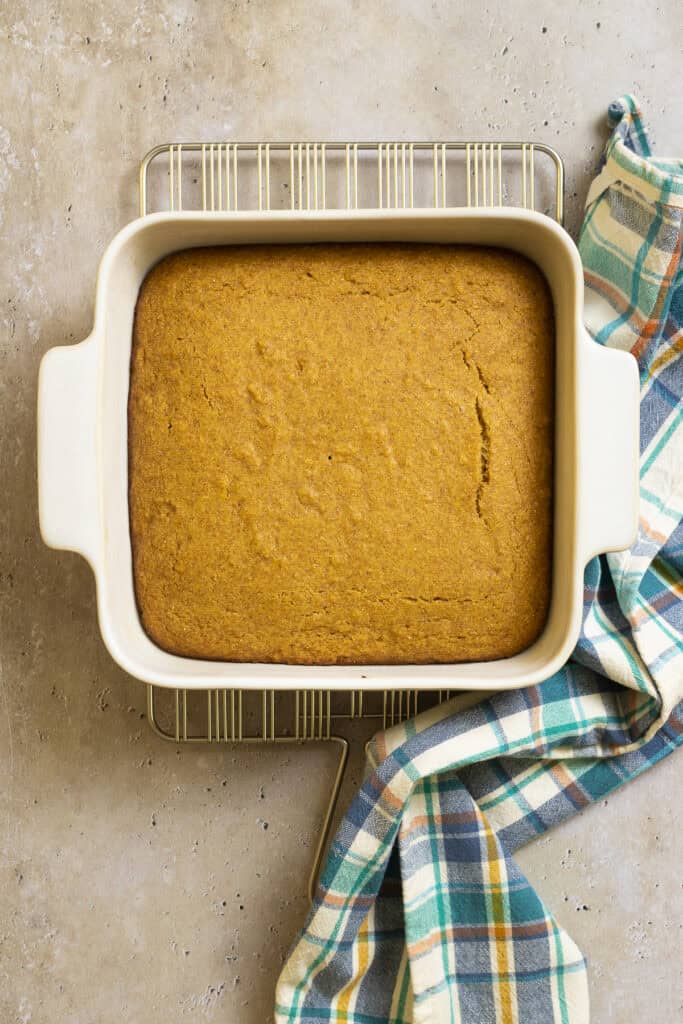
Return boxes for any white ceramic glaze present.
[37,208,639,689]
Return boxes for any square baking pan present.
[37,208,639,691]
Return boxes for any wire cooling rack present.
[140,138,563,894]
[140,140,563,218]
[140,138,563,748]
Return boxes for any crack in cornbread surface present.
[128,244,554,664]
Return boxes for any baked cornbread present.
[128,244,554,664]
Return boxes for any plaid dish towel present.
[275,96,683,1024]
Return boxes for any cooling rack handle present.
[37,335,101,570]
[578,331,640,563]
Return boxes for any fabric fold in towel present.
[275,95,683,1024]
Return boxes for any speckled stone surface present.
[0,2,681,1022]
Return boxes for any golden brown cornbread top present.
[128,244,554,664]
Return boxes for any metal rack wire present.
[139,137,563,894]
[141,140,563,219]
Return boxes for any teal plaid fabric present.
[275,97,683,1024]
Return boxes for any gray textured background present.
[1,2,682,1022]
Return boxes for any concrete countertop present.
[1,2,681,1021]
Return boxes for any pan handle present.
[37,335,101,571]
[578,330,640,564]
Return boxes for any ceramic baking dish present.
[38,208,639,690]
